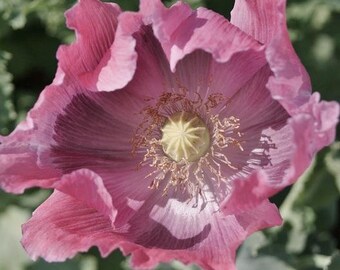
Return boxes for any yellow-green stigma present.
[161,112,210,162]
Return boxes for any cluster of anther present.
[132,90,243,198]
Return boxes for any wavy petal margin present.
[231,0,312,112]
[57,0,137,92]
[140,0,265,71]
[22,170,281,270]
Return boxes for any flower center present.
[161,112,210,162]
[132,91,245,198]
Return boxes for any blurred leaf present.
[0,190,21,212]
[109,0,139,11]
[0,0,28,29]
[279,161,317,253]
[325,142,340,192]
[0,189,50,213]
[326,252,340,270]
[0,206,30,270]
[164,0,205,9]
[325,0,340,11]
[0,0,73,41]
[79,256,97,270]
[0,50,16,135]
[27,260,81,270]
[287,0,340,103]
[89,248,124,270]
[204,0,234,19]
[156,261,200,270]
[236,232,295,270]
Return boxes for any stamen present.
[131,90,244,199]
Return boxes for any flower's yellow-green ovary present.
[161,112,210,162]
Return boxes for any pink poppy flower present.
[0,0,338,269]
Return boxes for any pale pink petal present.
[57,0,119,82]
[296,93,339,151]
[222,96,338,215]
[0,72,72,193]
[212,66,292,186]
[98,167,155,229]
[284,99,339,184]
[120,13,267,104]
[0,128,60,193]
[173,49,267,100]
[57,0,138,92]
[117,192,281,270]
[0,71,149,193]
[22,167,118,262]
[21,191,118,261]
[113,20,173,97]
[222,170,277,215]
[140,0,264,71]
[88,12,139,91]
[231,0,311,112]
[54,169,117,221]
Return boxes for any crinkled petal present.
[223,96,338,215]
[117,192,281,270]
[120,7,267,104]
[54,169,117,221]
[215,65,292,185]
[173,49,267,100]
[21,190,118,261]
[57,0,137,92]
[0,126,60,194]
[231,0,311,112]
[58,0,120,78]
[0,69,69,193]
[91,12,139,91]
[0,68,148,193]
[140,0,264,71]
[21,178,281,269]
[222,170,278,215]
[296,93,339,151]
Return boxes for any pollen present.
[161,112,210,162]
[132,90,244,199]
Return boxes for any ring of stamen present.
[132,90,244,199]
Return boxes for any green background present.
[0,0,339,269]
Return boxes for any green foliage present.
[0,50,15,135]
[0,0,73,41]
[327,252,340,270]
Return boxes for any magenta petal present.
[223,95,339,215]
[21,190,117,261]
[118,195,281,270]
[55,169,117,221]
[286,99,339,182]
[57,0,138,92]
[296,93,339,151]
[231,0,312,112]
[58,0,120,75]
[140,0,264,71]
[90,12,140,92]
[0,71,70,193]
[2,1,338,269]
[222,170,278,215]
[0,124,59,194]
